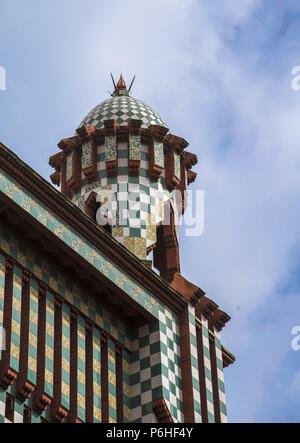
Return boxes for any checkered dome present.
[79,95,167,129]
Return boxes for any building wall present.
[0,165,229,423]
[0,221,186,423]
[72,141,182,261]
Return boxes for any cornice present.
[209,308,231,332]
[196,295,218,319]
[183,151,198,169]
[222,345,236,368]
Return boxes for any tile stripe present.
[85,322,93,422]
[101,332,109,422]
[92,327,101,422]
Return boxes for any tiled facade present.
[0,77,234,423]
[0,226,184,422]
[0,193,232,423]
[72,141,179,260]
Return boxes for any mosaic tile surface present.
[201,316,215,423]
[82,142,93,169]
[28,278,39,386]
[105,136,117,162]
[66,153,73,182]
[129,135,142,161]
[79,95,166,130]
[214,329,227,423]
[129,313,183,423]
[72,142,180,259]
[154,141,164,168]
[0,169,165,320]
[174,152,181,180]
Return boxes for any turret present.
[49,75,198,281]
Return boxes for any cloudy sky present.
[1,0,300,422]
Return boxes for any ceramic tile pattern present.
[82,142,93,169]
[129,135,142,161]
[174,152,181,180]
[201,316,215,423]
[66,153,73,182]
[79,95,166,130]
[105,136,117,162]
[153,141,164,168]
[72,142,180,260]
[0,165,229,423]
[214,329,227,423]
[61,304,71,410]
[10,265,22,373]
[28,278,39,387]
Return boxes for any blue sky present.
[1,0,300,422]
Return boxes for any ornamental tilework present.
[188,306,202,423]
[108,339,117,423]
[0,386,49,423]
[201,316,215,423]
[0,254,4,331]
[129,311,183,424]
[79,96,166,130]
[77,316,86,421]
[129,135,141,161]
[10,265,23,373]
[157,309,184,423]
[105,136,117,162]
[123,349,131,423]
[66,153,73,182]
[27,278,39,386]
[123,237,147,261]
[0,170,165,320]
[214,329,227,423]
[61,304,71,411]
[174,152,181,180]
[153,141,164,168]
[93,327,102,423]
[71,141,178,260]
[0,165,231,424]
[82,142,93,169]
[45,291,55,398]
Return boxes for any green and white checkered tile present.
[79,95,167,130]
[157,309,183,423]
[201,316,215,423]
[72,141,178,254]
[188,306,202,423]
[214,328,227,423]
[129,308,183,424]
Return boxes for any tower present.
[49,75,197,281]
[0,75,235,424]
